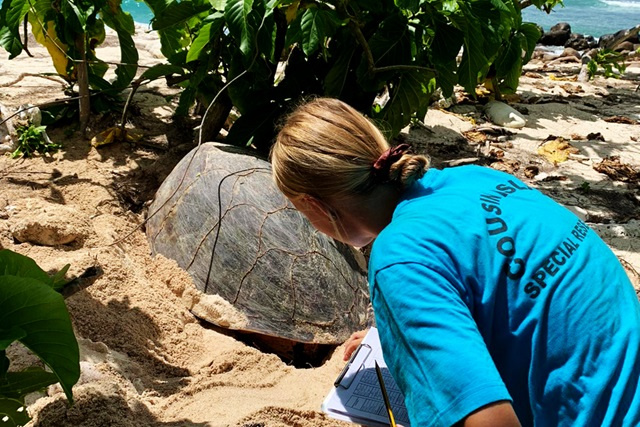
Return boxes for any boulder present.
[540,23,572,46]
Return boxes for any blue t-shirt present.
[368,165,640,426]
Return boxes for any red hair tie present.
[372,143,411,181]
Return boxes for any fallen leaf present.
[586,132,605,142]
[570,133,586,140]
[462,130,487,144]
[537,137,580,165]
[593,156,640,182]
[604,116,638,125]
[524,165,540,178]
[91,127,144,147]
[490,159,520,174]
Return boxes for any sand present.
[1,25,639,427]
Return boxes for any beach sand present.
[1,26,639,426]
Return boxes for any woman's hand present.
[343,329,369,361]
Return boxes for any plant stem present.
[76,35,90,137]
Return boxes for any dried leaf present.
[537,137,580,165]
[604,116,638,125]
[91,127,144,147]
[593,156,640,182]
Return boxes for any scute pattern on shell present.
[146,143,371,344]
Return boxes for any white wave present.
[600,0,640,8]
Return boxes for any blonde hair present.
[270,98,430,201]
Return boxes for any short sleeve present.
[371,262,512,426]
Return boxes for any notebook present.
[321,327,411,426]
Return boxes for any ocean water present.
[121,0,639,37]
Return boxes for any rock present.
[599,25,640,49]
[484,101,527,129]
[540,22,572,46]
[565,33,597,51]
[615,41,635,52]
[560,47,581,60]
[0,103,17,154]
[9,198,92,246]
[550,23,571,33]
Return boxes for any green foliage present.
[144,0,557,152]
[11,124,60,158]
[0,250,79,427]
[587,49,628,79]
[0,0,140,129]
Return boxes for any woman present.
[270,97,640,426]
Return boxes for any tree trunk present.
[196,91,233,144]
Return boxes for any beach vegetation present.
[587,49,628,79]
[141,0,560,153]
[0,250,79,427]
[0,0,139,135]
[11,123,60,158]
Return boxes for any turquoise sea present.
[122,0,639,37]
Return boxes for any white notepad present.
[321,327,411,426]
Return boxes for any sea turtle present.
[146,143,371,349]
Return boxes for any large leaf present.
[186,13,224,62]
[5,0,30,30]
[451,7,489,95]
[0,397,29,427]
[324,42,356,97]
[0,327,26,351]
[152,0,212,31]
[519,22,541,63]
[380,69,435,136]
[430,21,463,97]
[297,6,340,56]
[0,369,57,400]
[139,63,185,81]
[0,276,79,402]
[0,0,24,58]
[495,36,522,93]
[101,8,139,90]
[0,250,52,287]
[225,0,255,57]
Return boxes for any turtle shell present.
[146,143,371,344]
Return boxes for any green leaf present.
[5,0,30,30]
[0,369,57,399]
[50,264,70,292]
[0,351,8,377]
[519,22,541,63]
[0,397,30,427]
[103,14,139,90]
[175,85,197,116]
[451,9,489,95]
[297,7,340,56]
[0,276,79,403]
[0,250,52,286]
[495,36,522,93]
[139,63,185,81]
[0,26,22,58]
[186,14,224,62]
[0,327,26,351]
[324,43,356,97]
[225,0,255,57]
[394,0,419,13]
[380,70,435,136]
[431,22,463,97]
[152,0,212,31]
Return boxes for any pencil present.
[375,361,397,427]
